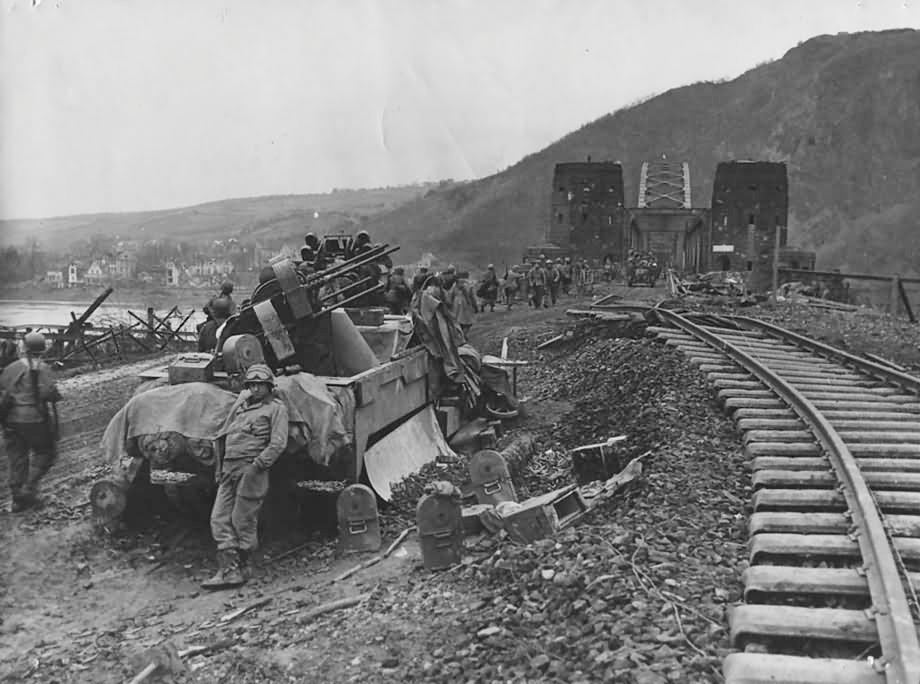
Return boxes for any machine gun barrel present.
[319,276,375,303]
[311,244,400,285]
[321,283,385,314]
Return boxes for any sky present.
[1,0,918,220]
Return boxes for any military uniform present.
[0,355,61,508]
[211,392,289,553]
[529,265,547,308]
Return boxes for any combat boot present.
[200,549,245,590]
[238,549,251,581]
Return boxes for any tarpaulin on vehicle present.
[101,373,351,474]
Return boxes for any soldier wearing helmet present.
[304,232,320,252]
[347,230,372,259]
[0,331,61,512]
[198,297,231,353]
[478,264,499,312]
[547,259,562,306]
[561,257,574,295]
[202,363,289,590]
[528,259,548,308]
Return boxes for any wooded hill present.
[366,29,920,275]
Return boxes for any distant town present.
[0,233,444,292]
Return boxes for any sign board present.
[712,244,735,253]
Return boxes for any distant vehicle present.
[626,252,659,287]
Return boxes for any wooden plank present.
[730,605,877,644]
[723,653,883,684]
[899,279,917,323]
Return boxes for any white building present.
[85,260,107,285]
[46,270,64,288]
[165,261,182,287]
[67,263,84,287]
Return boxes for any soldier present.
[502,267,520,310]
[298,245,317,275]
[572,258,585,296]
[412,266,430,293]
[385,266,412,314]
[516,265,530,308]
[478,264,499,312]
[529,260,548,308]
[202,364,289,590]
[561,257,573,295]
[304,232,320,253]
[452,271,478,336]
[0,332,61,512]
[0,339,18,374]
[198,298,231,353]
[349,230,372,259]
[547,259,562,306]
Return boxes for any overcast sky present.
[1,0,917,220]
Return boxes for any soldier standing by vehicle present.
[0,332,61,512]
[529,260,548,308]
[198,298,231,353]
[202,364,289,590]
[385,267,412,314]
[348,230,372,259]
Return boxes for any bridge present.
[628,159,709,272]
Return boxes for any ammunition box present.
[168,354,215,385]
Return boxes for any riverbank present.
[0,284,215,311]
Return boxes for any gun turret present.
[218,243,400,373]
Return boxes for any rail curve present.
[651,310,920,684]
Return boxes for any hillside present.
[366,29,920,274]
[0,185,438,251]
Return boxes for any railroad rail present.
[651,311,920,684]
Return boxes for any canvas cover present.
[101,374,351,475]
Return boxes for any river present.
[0,299,207,330]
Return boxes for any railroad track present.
[651,311,920,684]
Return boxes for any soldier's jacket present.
[0,357,61,424]
[529,266,547,287]
[219,395,289,470]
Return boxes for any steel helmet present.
[356,230,371,244]
[487,264,494,269]
[243,363,275,387]
[304,232,319,249]
[210,297,232,319]
[24,331,46,353]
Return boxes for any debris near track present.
[337,322,747,683]
[745,301,920,369]
[666,269,765,307]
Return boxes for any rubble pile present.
[750,302,920,369]
[667,270,764,306]
[359,326,750,682]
